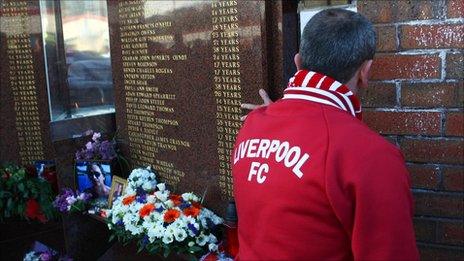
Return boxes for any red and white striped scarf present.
[284,70,362,120]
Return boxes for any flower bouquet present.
[0,164,56,222]
[75,132,117,161]
[53,188,92,214]
[23,241,71,261]
[107,167,223,259]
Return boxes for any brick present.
[446,53,464,79]
[414,218,436,242]
[400,138,464,164]
[418,243,464,260]
[438,220,464,245]
[442,167,464,191]
[382,135,399,147]
[448,0,464,18]
[414,192,464,218]
[359,82,397,108]
[408,164,440,189]
[445,112,464,136]
[364,111,441,135]
[401,82,463,108]
[400,24,464,49]
[371,54,441,80]
[358,0,443,23]
[375,25,397,52]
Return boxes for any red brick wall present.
[358,0,463,259]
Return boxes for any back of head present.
[300,8,376,83]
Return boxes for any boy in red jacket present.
[232,8,419,260]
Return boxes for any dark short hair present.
[86,163,102,182]
[300,8,376,83]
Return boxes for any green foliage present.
[0,164,57,222]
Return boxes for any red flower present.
[169,194,182,206]
[203,253,218,261]
[122,195,136,205]
[183,206,201,217]
[191,201,203,209]
[25,198,47,223]
[163,209,180,223]
[139,203,155,218]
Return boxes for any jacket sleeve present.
[326,145,419,261]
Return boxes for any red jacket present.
[232,84,419,260]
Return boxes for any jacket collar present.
[284,70,362,120]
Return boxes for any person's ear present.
[358,60,373,89]
[294,53,302,70]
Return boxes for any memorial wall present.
[0,0,53,164]
[108,0,270,212]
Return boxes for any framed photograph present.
[75,161,113,203]
[108,176,127,208]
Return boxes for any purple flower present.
[39,252,52,261]
[179,202,191,210]
[75,132,117,160]
[53,188,90,213]
[188,223,199,235]
[136,194,147,204]
[77,192,92,201]
[141,235,149,247]
[99,140,116,160]
[136,187,146,196]
[85,142,93,150]
[92,132,101,141]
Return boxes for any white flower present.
[185,218,200,237]
[127,167,157,192]
[66,196,77,205]
[157,183,166,192]
[154,191,168,202]
[142,182,153,191]
[147,221,165,242]
[166,224,177,235]
[146,195,156,204]
[188,241,195,247]
[174,229,187,242]
[153,224,165,237]
[208,243,218,252]
[23,251,39,261]
[162,233,174,244]
[92,132,101,141]
[181,192,199,202]
[164,200,174,208]
[196,233,208,246]
[199,208,223,227]
[208,234,218,243]
[125,186,135,195]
